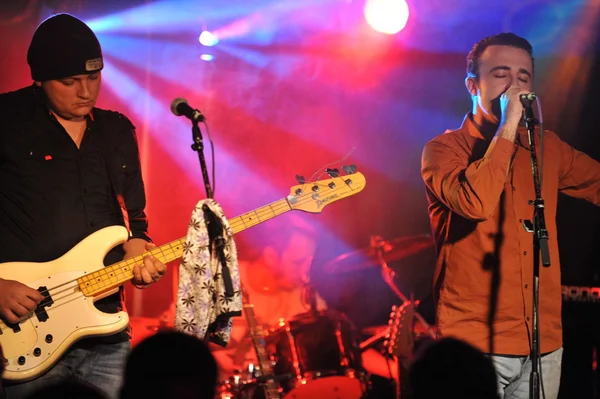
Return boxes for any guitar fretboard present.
[77,198,292,296]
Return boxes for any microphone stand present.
[189,119,234,297]
[191,119,213,199]
[523,100,550,399]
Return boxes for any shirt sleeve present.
[421,135,516,221]
[555,132,600,204]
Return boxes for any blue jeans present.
[490,348,563,399]
[3,340,130,399]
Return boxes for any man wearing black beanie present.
[0,13,166,399]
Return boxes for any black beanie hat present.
[27,13,103,81]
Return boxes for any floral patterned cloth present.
[175,199,242,346]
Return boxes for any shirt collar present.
[460,113,487,140]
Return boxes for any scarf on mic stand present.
[175,199,242,346]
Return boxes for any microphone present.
[520,93,536,102]
[170,98,205,122]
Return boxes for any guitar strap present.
[96,112,132,237]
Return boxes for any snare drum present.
[265,310,367,399]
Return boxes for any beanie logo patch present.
[86,57,103,72]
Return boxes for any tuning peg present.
[295,175,306,184]
[343,164,357,175]
[326,168,340,178]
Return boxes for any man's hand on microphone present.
[497,85,533,142]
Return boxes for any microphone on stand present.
[170,98,205,122]
[519,93,537,107]
[520,93,536,101]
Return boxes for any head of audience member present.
[25,380,107,399]
[409,337,499,399]
[120,329,218,399]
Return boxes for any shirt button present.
[82,189,88,194]
[527,316,531,321]
[90,221,95,227]
[512,186,516,191]
[523,251,527,255]
[525,284,528,289]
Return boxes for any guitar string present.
[0,177,362,335]
[27,177,358,299]
[0,186,332,332]
[0,288,135,336]
[0,287,85,334]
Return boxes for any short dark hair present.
[466,33,534,78]
[409,337,499,399]
[121,330,218,399]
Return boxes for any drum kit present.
[215,234,437,399]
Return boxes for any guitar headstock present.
[287,171,366,213]
[384,301,415,359]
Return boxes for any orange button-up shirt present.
[421,114,600,355]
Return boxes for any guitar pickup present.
[35,286,54,323]
[5,322,20,333]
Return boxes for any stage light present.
[200,54,214,61]
[199,30,218,46]
[364,0,409,35]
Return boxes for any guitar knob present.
[18,356,26,365]
[33,348,42,357]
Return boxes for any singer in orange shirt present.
[421,33,600,399]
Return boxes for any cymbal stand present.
[371,236,436,339]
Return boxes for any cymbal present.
[323,235,433,273]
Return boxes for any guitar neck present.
[77,198,292,296]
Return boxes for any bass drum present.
[265,310,368,399]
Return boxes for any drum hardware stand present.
[302,270,319,318]
[242,288,283,399]
[371,235,434,399]
[371,236,436,340]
